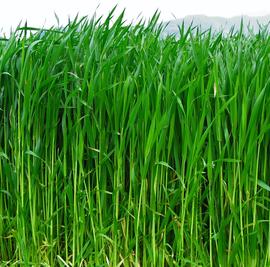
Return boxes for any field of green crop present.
[1,10,270,266]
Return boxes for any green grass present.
[1,10,270,266]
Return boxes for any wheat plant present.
[1,10,270,266]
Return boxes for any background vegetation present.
[1,10,270,266]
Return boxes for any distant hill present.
[163,15,270,35]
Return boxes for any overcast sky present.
[1,0,270,34]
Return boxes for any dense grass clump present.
[1,11,270,266]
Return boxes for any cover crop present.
[1,10,270,266]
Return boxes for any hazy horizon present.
[1,12,270,37]
[0,0,270,35]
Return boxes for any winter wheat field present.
[1,10,270,266]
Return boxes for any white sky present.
[1,0,270,34]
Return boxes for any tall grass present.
[1,10,270,266]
